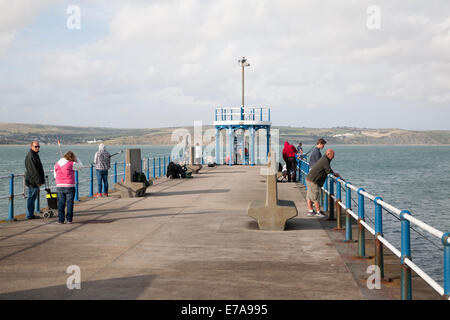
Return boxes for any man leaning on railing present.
[305,149,340,217]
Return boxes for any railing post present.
[335,178,342,229]
[114,162,117,184]
[357,187,366,258]
[89,164,94,197]
[153,158,156,178]
[328,175,335,220]
[345,182,353,242]
[8,174,15,221]
[123,162,126,181]
[442,232,450,298]
[75,171,79,201]
[323,176,328,212]
[147,158,150,180]
[163,156,166,176]
[374,196,384,279]
[158,157,161,177]
[400,210,412,300]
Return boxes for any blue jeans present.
[57,187,75,223]
[26,186,39,218]
[96,169,109,194]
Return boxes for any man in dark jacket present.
[25,141,45,219]
[305,149,340,217]
[308,138,326,169]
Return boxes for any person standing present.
[308,138,327,169]
[54,151,83,224]
[195,143,202,165]
[306,149,340,217]
[282,141,298,182]
[297,142,304,154]
[93,143,111,197]
[296,142,305,160]
[24,141,45,219]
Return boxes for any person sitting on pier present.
[308,138,326,169]
[54,151,83,224]
[93,143,111,197]
[306,149,340,217]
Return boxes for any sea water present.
[0,144,173,220]
[0,144,449,286]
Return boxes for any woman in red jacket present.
[282,141,297,182]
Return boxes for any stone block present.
[114,148,150,198]
[247,151,298,230]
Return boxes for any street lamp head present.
[238,57,250,67]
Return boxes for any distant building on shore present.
[87,138,103,144]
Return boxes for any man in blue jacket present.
[308,138,326,169]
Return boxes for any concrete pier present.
[0,166,439,299]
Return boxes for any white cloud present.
[0,0,55,55]
[1,0,450,129]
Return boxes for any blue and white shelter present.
[214,106,271,166]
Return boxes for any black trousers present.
[286,156,297,182]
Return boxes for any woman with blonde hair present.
[54,151,83,224]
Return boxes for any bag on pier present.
[132,172,150,187]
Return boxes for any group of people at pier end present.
[282,138,340,218]
[24,142,111,224]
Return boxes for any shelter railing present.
[214,107,271,122]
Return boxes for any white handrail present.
[298,158,450,298]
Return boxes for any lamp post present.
[238,57,250,120]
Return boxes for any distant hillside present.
[277,126,450,145]
[1,123,450,145]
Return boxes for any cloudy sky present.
[0,0,449,130]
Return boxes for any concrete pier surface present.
[0,166,440,299]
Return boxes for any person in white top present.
[195,143,202,165]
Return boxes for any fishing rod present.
[303,146,316,156]
[57,137,63,158]
[109,150,124,158]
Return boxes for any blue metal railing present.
[297,157,450,300]
[0,153,175,222]
[214,107,271,122]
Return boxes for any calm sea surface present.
[0,144,449,285]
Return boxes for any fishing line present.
[57,137,63,158]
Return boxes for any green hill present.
[1,122,449,145]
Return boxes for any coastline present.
[2,143,450,147]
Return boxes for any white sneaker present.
[315,211,326,218]
[307,210,315,217]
